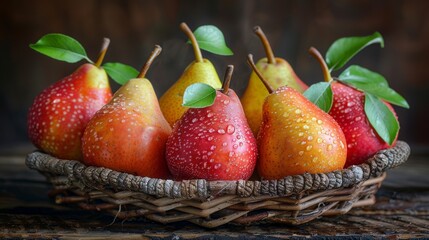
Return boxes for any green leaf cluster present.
[30,34,138,85]
[31,25,234,104]
[339,65,409,108]
[304,32,409,145]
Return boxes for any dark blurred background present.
[1,0,428,152]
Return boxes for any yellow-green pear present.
[241,26,308,136]
[159,22,222,127]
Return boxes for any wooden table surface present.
[1,146,428,239]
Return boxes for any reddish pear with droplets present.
[166,65,257,180]
[27,38,112,160]
[309,47,398,167]
[248,54,346,179]
[82,45,171,178]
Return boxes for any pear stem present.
[180,22,203,63]
[254,26,276,64]
[94,38,110,67]
[309,47,332,82]
[222,65,234,94]
[247,54,274,94]
[138,45,162,79]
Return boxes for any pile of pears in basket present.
[28,23,409,181]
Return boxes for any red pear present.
[166,66,257,180]
[28,38,112,160]
[308,47,399,167]
[329,81,397,166]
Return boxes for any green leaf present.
[303,82,333,113]
[326,32,384,71]
[182,83,217,108]
[339,65,388,88]
[29,33,92,63]
[189,25,233,56]
[364,93,399,145]
[339,65,409,108]
[103,62,139,85]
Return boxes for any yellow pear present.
[241,26,308,136]
[160,23,222,127]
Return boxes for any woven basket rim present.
[25,141,410,199]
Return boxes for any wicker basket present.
[25,141,410,228]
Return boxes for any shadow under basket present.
[26,141,410,228]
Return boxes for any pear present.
[159,22,222,127]
[28,38,112,160]
[166,66,257,180]
[330,81,397,166]
[82,45,171,178]
[308,47,399,167]
[247,54,346,180]
[241,26,308,136]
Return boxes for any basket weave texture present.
[26,141,410,228]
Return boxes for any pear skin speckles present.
[257,86,346,180]
[27,64,112,160]
[166,90,257,181]
[329,81,397,167]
